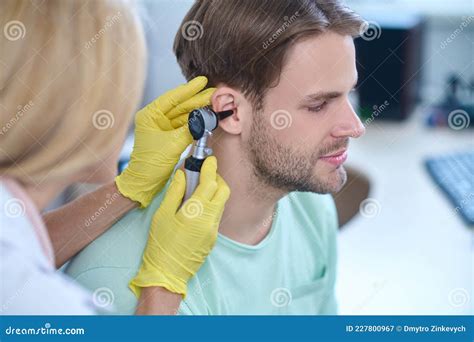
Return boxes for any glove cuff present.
[115,173,152,208]
[129,263,188,299]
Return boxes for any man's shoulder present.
[66,180,170,274]
[64,182,171,314]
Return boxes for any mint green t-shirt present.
[65,183,339,315]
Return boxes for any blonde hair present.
[0,0,146,186]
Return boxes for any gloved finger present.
[212,174,231,205]
[166,125,193,147]
[169,114,189,129]
[192,156,218,201]
[135,104,173,131]
[160,170,186,214]
[153,76,208,115]
[166,88,216,120]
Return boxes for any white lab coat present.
[0,179,97,315]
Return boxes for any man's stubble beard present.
[245,109,348,194]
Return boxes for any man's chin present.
[310,165,347,194]
[329,166,348,193]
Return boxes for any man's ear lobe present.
[211,86,242,135]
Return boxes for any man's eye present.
[308,102,327,112]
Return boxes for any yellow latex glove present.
[115,76,216,208]
[129,156,230,298]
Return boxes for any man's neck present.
[211,132,287,245]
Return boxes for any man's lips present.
[319,149,348,166]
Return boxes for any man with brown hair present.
[66,0,366,314]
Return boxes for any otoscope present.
[183,107,233,202]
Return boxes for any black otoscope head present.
[188,108,233,140]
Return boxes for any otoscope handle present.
[184,168,200,202]
[183,156,206,203]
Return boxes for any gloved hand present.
[115,76,215,208]
[129,156,230,298]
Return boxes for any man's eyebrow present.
[302,77,359,102]
[303,91,343,102]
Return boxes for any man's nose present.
[331,100,366,139]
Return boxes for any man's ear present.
[211,85,243,135]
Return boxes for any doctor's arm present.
[43,181,137,268]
